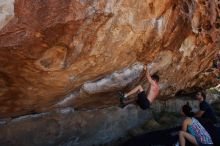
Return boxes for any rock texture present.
[0,94,218,146]
[0,0,220,117]
[0,0,14,30]
[0,105,153,146]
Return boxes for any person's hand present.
[143,65,147,71]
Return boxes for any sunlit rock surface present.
[0,0,220,117]
[0,0,14,30]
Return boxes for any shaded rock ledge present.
[0,105,152,146]
[1,91,219,146]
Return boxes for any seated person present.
[194,91,217,124]
[178,103,213,146]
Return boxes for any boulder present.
[0,0,219,117]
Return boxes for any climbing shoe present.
[118,91,125,108]
[118,91,125,100]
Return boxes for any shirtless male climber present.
[118,65,160,109]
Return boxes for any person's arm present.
[143,65,154,84]
[182,118,190,131]
[195,102,206,117]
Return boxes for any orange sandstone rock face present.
[0,0,219,117]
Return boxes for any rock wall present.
[152,90,220,114]
[0,0,220,117]
[0,92,218,146]
[0,105,153,146]
[0,0,14,30]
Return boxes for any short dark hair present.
[151,74,159,82]
[197,91,206,100]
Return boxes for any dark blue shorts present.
[137,91,150,110]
